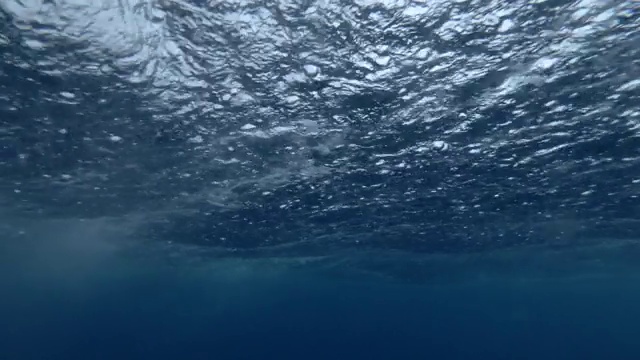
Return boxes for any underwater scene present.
[1,0,640,358]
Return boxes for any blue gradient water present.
[3,251,640,360]
[3,222,640,359]
[1,0,640,358]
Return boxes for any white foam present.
[533,57,558,70]
[285,95,300,104]
[618,79,640,92]
[303,64,319,76]
[498,19,514,32]
[432,140,449,150]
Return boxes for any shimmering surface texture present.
[1,0,640,255]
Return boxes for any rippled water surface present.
[2,0,639,256]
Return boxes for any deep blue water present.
[3,255,640,360]
[2,228,640,359]
[2,0,640,358]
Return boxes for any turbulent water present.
[1,0,640,359]
[2,0,639,254]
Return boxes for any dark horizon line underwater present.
[2,216,640,360]
[2,0,640,359]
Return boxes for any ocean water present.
[2,224,640,360]
[2,0,640,358]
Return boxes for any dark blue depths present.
[2,260,639,360]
